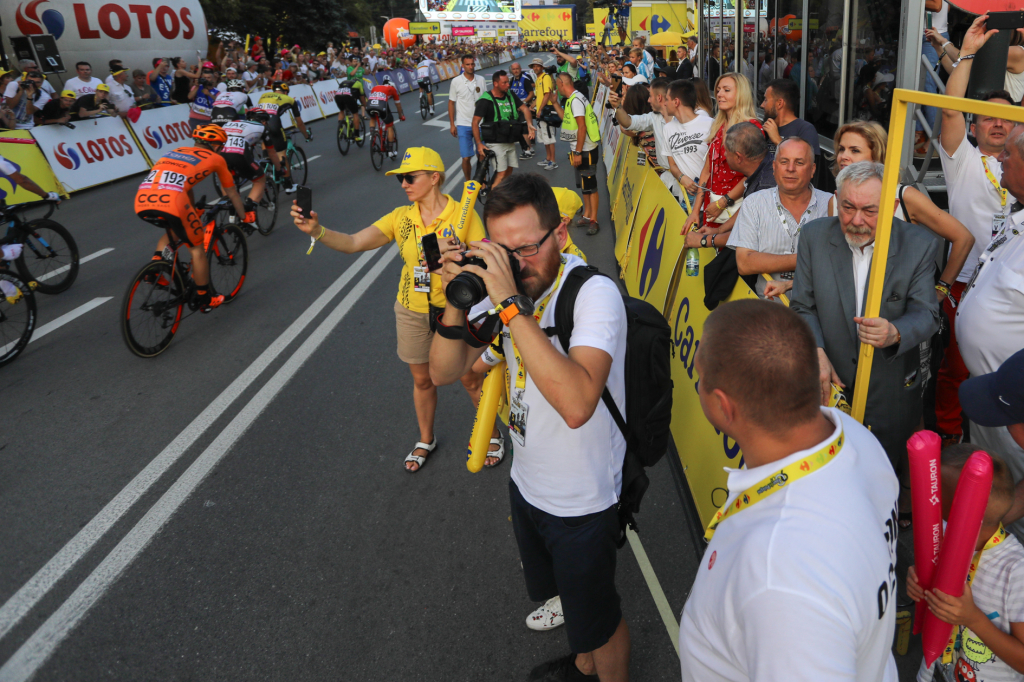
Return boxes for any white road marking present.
[306,155,322,163]
[35,248,114,283]
[0,297,112,357]
[423,110,451,128]
[0,250,379,644]
[442,157,476,195]
[627,528,680,657]
[0,247,400,682]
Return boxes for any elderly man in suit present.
[790,161,941,473]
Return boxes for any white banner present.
[312,80,344,117]
[31,116,149,192]
[130,104,192,163]
[289,84,324,124]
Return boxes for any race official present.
[680,299,899,682]
[553,73,601,234]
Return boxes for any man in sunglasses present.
[430,173,631,681]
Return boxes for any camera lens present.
[446,272,487,310]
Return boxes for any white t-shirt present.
[105,79,135,113]
[63,76,103,98]
[417,59,436,79]
[930,0,949,34]
[242,69,258,86]
[467,255,627,517]
[663,113,712,183]
[563,93,598,152]
[3,82,50,128]
[449,73,486,127]
[940,133,1003,282]
[679,409,900,682]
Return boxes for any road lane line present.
[0,250,378,643]
[306,155,322,163]
[626,528,680,657]
[442,158,476,195]
[0,297,112,357]
[0,246,400,682]
[35,248,114,283]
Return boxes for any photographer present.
[40,90,78,125]
[4,72,50,130]
[429,173,630,681]
[188,64,221,130]
[70,84,115,120]
[472,70,536,192]
[289,147,487,473]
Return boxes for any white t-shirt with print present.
[680,409,900,682]
[940,133,1004,282]
[468,255,627,517]
[63,76,103,98]
[663,113,712,183]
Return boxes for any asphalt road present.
[0,55,706,681]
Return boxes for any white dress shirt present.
[851,241,875,317]
[449,72,486,127]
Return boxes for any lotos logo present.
[142,121,190,149]
[635,207,665,299]
[72,3,195,41]
[144,126,163,148]
[652,15,670,33]
[16,0,65,38]
[53,142,81,170]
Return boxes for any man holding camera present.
[41,90,78,125]
[3,72,50,130]
[70,84,115,120]
[472,70,536,192]
[430,174,631,682]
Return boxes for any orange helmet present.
[192,124,227,145]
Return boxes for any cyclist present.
[217,115,267,226]
[0,153,60,203]
[366,75,404,159]
[415,56,436,116]
[334,75,366,142]
[133,125,254,312]
[255,81,311,193]
[209,79,252,124]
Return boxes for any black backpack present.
[545,265,674,547]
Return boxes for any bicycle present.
[212,158,279,237]
[474,148,498,205]
[284,130,308,186]
[336,109,368,156]
[419,85,430,120]
[0,267,37,367]
[0,199,79,295]
[368,111,399,172]
[121,196,248,358]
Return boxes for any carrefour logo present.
[53,142,81,170]
[143,122,191,149]
[16,0,65,38]
[651,15,671,33]
[635,207,666,299]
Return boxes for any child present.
[908,444,1024,681]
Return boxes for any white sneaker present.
[526,596,564,631]
[544,161,558,171]
[537,160,550,166]
[429,108,435,115]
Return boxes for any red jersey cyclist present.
[366,75,405,159]
[133,125,253,312]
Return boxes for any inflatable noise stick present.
[921,451,993,668]
[468,362,506,473]
[908,430,943,634]
[454,180,482,234]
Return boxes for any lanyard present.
[981,156,1009,214]
[510,257,567,391]
[773,188,815,253]
[941,525,1010,664]
[704,428,844,541]
[961,216,1023,305]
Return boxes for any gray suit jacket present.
[790,217,942,462]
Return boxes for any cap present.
[225,66,237,72]
[385,147,445,176]
[110,68,127,76]
[622,75,648,86]
[552,187,583,219]
[202,61,216,70]
[960,349,1024,427]
[60,89,77,99]
[529,58,545,66]
[96,83,110,92]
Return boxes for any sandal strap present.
[414,439,437,453]
[405,453,426,465]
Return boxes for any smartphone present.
[295,186,312,218]
[987,10,1024,30]
[421,232,443,271]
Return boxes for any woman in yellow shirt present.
[291,147,487,472]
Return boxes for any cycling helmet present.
[272,80,289,93]
[381,75,394,86]
[226,79,245,91]
[210,109,237,126]
[192,124,228,145]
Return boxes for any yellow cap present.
[60,89,77,98]
[385,147,445,176]
[552,187,583,219]
[96,83,110,92]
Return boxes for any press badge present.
[413,265,431,293]
[509,390,529,447]
[993,214,1007,238]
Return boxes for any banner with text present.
[518,7,575,41]
[312,80,343,117]
[130,104,192,165]
[32,116,149,192]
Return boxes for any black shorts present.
[574,148,599,195]
[418,78,432,92]
[137,209,198,248]
[223,148,264,181]
[261,116,287,152]
[367,105,394,126]
[509,480,622,653]
[335,94,361,114]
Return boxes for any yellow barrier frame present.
[850,88,1024,422]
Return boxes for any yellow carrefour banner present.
[612,147,649,270]
[0,131,65,205]
[621,173,689,314]
[626,3,694,36]
[518,7,575,41]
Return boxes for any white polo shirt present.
[449,72,486,127]
[940,133,1003,282]
[679,409,899,682]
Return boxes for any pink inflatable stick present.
[908,430,943,634]
[921,451,993,668]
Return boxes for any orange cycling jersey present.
[135,146,235,246]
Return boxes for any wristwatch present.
[724,195,736,207]
[700,234,708,248]
[498,294,535,325]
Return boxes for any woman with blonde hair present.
[682,72,761,232]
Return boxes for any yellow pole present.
[468,362,506,472]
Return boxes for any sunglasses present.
[394,172,427,185]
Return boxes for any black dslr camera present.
[446,251,524,310]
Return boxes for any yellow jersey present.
[533,73,555,110]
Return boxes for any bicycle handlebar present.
[0,199,58,220]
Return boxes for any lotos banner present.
[312,79,344,117]
[130,104,191,164]
[518,6,575,41]
[32,115,148,191]
[289,84,324,123]
[0,131,64,203]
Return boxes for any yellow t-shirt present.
[534,73,555,110]
[374,194,486,313]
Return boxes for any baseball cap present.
[385,147,445,176]
[552,187,583,219]
[110,68,127,76]
[60,89,77,99]
[96,83,110,92]
[959,349,1024,427]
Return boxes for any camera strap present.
[434,309,502,348]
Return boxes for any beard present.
[519,245,561,300]
[843,224,874,249]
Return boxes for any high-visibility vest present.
[560,91,600,144]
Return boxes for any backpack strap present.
[897,184,911,223]
[543,265,628,439]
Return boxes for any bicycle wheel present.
[420,95,428,120]
[15,219,79,295]
[256,181,279,236]
[208,224,248,302]
[287,145,308,186]
[370,135,384,171]
[0,269,36,366]
[337,118,350,156]
[121,260,185,358]
[355,117,367,148]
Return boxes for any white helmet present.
[381,75,394,86]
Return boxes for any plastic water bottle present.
[685,248,699,277]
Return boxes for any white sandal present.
[404,438,437,473]
[484,435,506,468]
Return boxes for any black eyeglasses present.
[394,172,427,185]
[495,227,556,258]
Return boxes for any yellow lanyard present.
[704,429,844,541]
[510,257,567,391]
[981,157,1009,214]
[941,525,1010,664]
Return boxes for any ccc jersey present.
[256,91,300,118]
[135,146,235,216]
[221,120,265,155]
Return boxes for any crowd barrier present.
[0,130,63,202]
[597,82,760,528]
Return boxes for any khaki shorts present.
[394,300,434,365]
[535,121,558,146]
[487,142,518,172]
